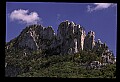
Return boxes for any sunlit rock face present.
[8,20,113,56]
[84,30,95,50]
[74,38,78,53]
[5,20,116,77]
[57,20,86,54]
[15,20,87,54]
[77,25,86,51]
[17,24,55,51]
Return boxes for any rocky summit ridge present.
[5,20,116,77]
[6,20,113,55]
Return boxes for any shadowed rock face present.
[6,21,87,55]
[6,20,112,55]
[5,20,115,77]
[84,30,95,50]
[14,24,55,51]
[57,20,86,54]
[18,31,38,50]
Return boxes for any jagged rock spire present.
[6,20,113,56]
[84,30,95,50]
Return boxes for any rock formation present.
[6,20,115,56]
[57,20,86,54]
[84,30,95,50]
[5,20,116,77]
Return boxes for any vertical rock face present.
[84,30,95,50]
[8,20,114,56]
[57,20,72,54]
[78,26,86,51]
[17,24,55,51]
[18,25,42,50]
[74,38,78,53]
[6,20,116,77]
[16,20,93,55]
[43,26,54,40]
[57,20,86,54]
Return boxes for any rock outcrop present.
[5,20,116,77]
[57,20,86,54]
[11,24,56,51]
[84,31,95,50]
[6,20,114,56]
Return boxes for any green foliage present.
[100,64,116,78]
[79,50,99,63]
[16,52,116,78]
[5,45,116,78]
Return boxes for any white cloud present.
[10,9,41,24]
[87,3,117,12]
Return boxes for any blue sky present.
[6,2,117,57]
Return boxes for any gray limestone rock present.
[84,30,95,50]
[5,20,116,77]
[6,20,114,57]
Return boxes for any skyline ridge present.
[6,2,117,56]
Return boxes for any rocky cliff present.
[6,20,115,62]
[5,20,116,77]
